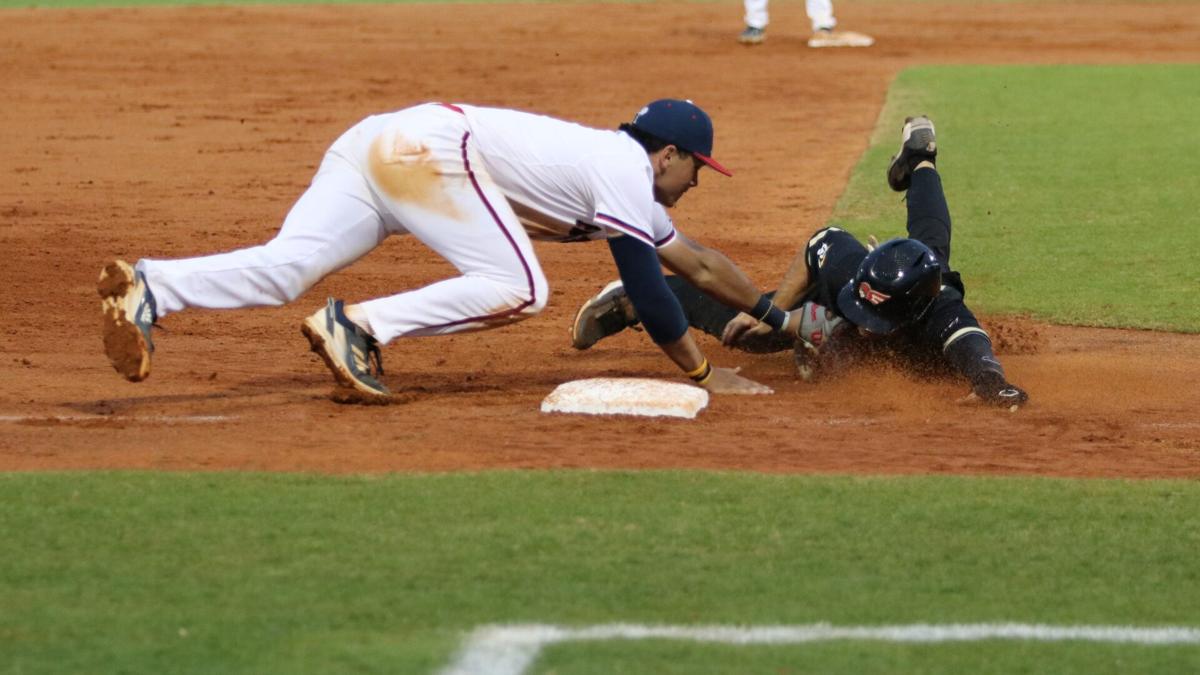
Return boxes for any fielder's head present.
[837,238,942,336]
[620,99,731,207]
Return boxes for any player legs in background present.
[738,0,768,44]
[738,0,874,47]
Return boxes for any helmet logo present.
[816,242,831,268]
[858,282,891,305]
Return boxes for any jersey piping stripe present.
[595,212,654,246]
[654,230,677,247]
[424,131,537,331]
[942,326,989,352]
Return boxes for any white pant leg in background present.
[743,0,835,32]
[347,105,550,343]
[139,146,388,318]
[807,0,836,31]
[743,0,768,29]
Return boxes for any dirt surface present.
[2,2,1198,478]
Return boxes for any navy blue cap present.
[630,99,732,176]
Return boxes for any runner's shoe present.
[97,259,157,382]
[887,115,937,192]
[301,298,391,404]
[571,280,640,350]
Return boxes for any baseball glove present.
[792,301,853,382]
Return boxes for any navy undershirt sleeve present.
[607,236,689,345]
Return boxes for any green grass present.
[832,64,1200,332]
[3,471,1199,673]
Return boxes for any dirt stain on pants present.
[368,134,462,220]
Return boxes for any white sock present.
[343,304,375,336]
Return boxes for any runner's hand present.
[721,312,771,346]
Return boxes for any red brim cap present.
[695,153,732,177]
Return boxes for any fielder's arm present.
[655,233,762,311]
[607,235,771,395]
[655,234,805,344]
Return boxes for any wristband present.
[762,306,788,331]
[751,294,789,331]
[685,358,714,386]
[750,294,773,321]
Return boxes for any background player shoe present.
[886,116,938,192]
[738,26,766,45]
[808,29,875,48]
[301,298,391,404]
[97,259,157,382]
[571,280,640,350]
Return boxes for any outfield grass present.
[3,472,1199,673]
[832,64,1200,332]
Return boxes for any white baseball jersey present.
[460,105,677,249]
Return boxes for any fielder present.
[99,99,805,402]
[571,116,1030,408]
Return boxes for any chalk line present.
[440,622,1200,675]
[0,414,237,424]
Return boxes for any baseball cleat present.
[808,29,875,48]
[964,370,1029,409]
[301,298,391,404]
[887,116,937,192]
[97,259,157,382]
[571,280,639,350]
[738,26,766,45]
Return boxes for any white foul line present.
[440,623,1200,675]
[0,415,237,424]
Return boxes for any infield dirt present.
[2,2,1197,477]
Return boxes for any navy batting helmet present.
[836,238,942,335]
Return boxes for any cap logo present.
[858,282,891,305]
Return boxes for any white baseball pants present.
[744,0,835,32]
[138,104,549,344]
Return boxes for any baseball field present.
[2,0,1198,672]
